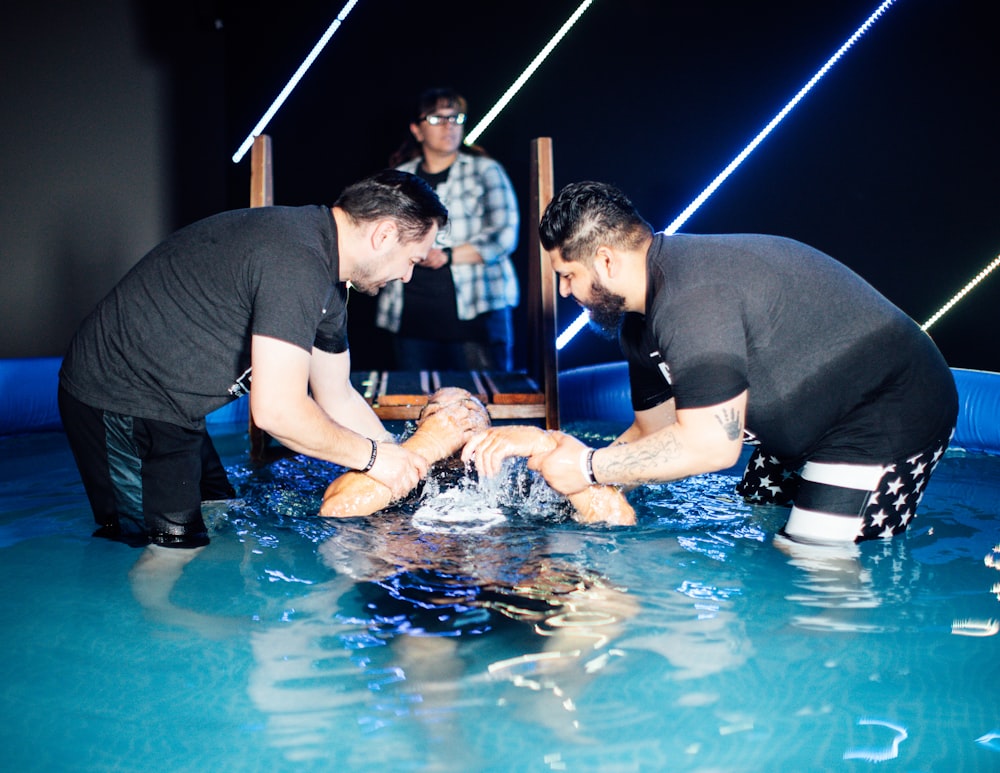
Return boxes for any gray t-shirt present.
[622,233,957,465]
[60,205,347,429]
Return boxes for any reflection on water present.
[242,490,625,765]
[227,456,758,768]
[3,431,1000,770]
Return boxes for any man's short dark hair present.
[335,169,448,243]
[539,181,653,264]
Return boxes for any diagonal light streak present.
[557,0,899,350]
[921,253,1000,332]
[231,0,361,163]
[465,0,596,146]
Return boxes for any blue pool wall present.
[2,357,999,456]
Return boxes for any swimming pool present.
[1,395,998,771]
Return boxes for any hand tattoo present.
[716,407,743,441]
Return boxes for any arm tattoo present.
[715,407,743,441]
[601,431,684,484]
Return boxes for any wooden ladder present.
[246,135,559,457]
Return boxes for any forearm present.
[319,416,457,518]
[592,425,738,486]
[451,168,518,264]
[472,167,519,261]
[252,391,376,469]
[460,223,516,265]
[450,242,484,265]
[314,386,395,442]
[566,485,635,526]
[320,389,486,518]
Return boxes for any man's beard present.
[584,279,626,339]
[346,267,383,297]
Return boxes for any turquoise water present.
[1,424,998,772]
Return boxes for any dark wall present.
[221,0,1000,373]
[1,0,169,357]
[3,0,997,373]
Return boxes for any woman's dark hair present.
[335,169,448,242]
[539,181,653,264]
[388,87,487,167]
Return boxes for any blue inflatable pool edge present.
[0,357,249,437]
[2,357,999,456]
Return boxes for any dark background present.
[4,0,998,373]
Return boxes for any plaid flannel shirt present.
[375,152,520,332]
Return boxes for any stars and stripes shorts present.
[734,428,953,544]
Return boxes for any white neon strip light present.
[557,0,898,350]
[921,253,1000,332]
[231,0,360,163]
[464,0,594,146]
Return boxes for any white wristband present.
[580,448,598,485]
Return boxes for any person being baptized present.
[319,387,634,525]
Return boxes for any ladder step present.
[350,370,546,421]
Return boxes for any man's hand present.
[420,247,451,270]
[364,442,429,501]
[526,431,591,496]
[461,426,557,479]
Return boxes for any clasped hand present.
[461,426,593,496]
[365,442,428,500]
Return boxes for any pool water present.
[1,422,998,772]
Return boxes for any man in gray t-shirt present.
[59,170,447,548]
[466,181,957,545]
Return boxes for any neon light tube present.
[921,253,1000,332]
[557,0,899,349]
[232,0,360,164]
[465,0,595,146]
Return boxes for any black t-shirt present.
[622,233,957,465]
[399,163,484,342]
[60,205,347,429]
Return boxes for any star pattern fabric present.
[856,435,950,541]
[735,432,952,542]
[735,448,800,507]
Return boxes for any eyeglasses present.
[422,113,466,126]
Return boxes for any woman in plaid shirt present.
[376,88,520,371]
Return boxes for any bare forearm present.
[252,392,375,469]
[320,388,487,518]
[566,485,635,526]
[450,243,483,265]
[320,417,457,518]
[594,426,736,486]
[314,388,394,442]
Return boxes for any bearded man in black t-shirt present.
[465,181,957,545]
[59,170,447,549]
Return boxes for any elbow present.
[707,440,744,472]
[688,435,743,475]
[249,394,285,435]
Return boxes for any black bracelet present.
[584,448,598,485]
[443,247,453,265]
[359,438,378,472]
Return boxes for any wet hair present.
[388,87,488,167]
[539,181,653,265]
[334,169,448,243]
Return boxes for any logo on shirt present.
[650,351,673,385]
[228,367,252,398]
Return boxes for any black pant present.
[58,386,234,548]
